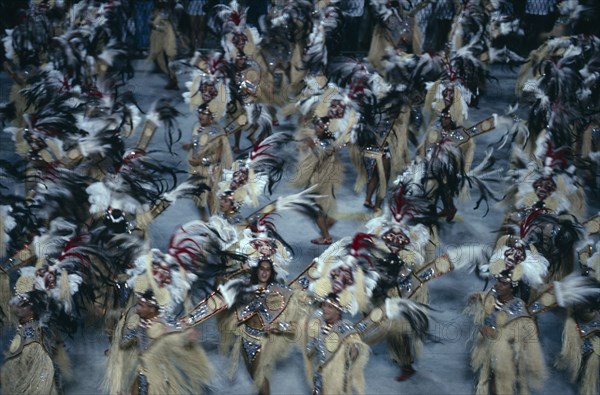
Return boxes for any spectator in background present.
[246,0,269,29]
[133,0,155,52]
[522,0,557,54]
[187,0,209,50]
[422,0,454,54]
[342,0,365,53]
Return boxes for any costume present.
[415,68,498,223]
[303,307,369,395]
[368,0,423,70]
[363,183,455,379]
[184,51,231,119]
[557,306,600,395]
[468,231,600,394]
[466,237,549,395]
[218,265,307,394]
[555,245,600,395]
[104,241,218,395]
[467,287,546,395]
[292,121,343,220]
[1,265,79,395]
[147,1,178,89]
[209,1,274,149]
[104,290,214,395]
[1,315,62,395]
[187,109,233,215]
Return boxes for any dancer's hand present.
[468,293,481,304]
[479,325,498,340]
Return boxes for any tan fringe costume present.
[556,310,600,395]
[188,122,233,214]
[291,127,343,217]
[220,283,307,392]
[465,290,547,395]
[104,310,214,395]
[147,8,177,81]
[303,311,369,395]
[1,320,61,395]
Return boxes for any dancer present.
[148,0,179,89]
[292,116,343,245]
[303,293,369,395]
[184,104,233,218]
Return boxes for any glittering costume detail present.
[581,338,593,355]
[242,336,262,362]
[418,268,435,282]
[578,317,600,337]
[529,301,543,314]
[138,372,149,395]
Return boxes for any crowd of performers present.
[2,1,600,394]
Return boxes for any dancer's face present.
[492,277,513,299]
[219,196,235,212]
[257,260,273,285]
[137,298,159,320]
[533,176,556,201]
[198,109,213,126]
[330,266,354,293]
[321,300,341,324]
[10,296,33,320]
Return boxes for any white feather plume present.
[554,273,600,307]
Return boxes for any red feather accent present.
[519,208,550,240]
[58,234,91,272]
[247,213,278,234]
[544,140,570,170]
[350,233,375,256]
[249,140,275,161]
[390,183,408,222]
[230,11,242,26]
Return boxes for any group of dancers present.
[2,1,600,394]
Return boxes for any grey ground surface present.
[1,59,593,394]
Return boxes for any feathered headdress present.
[86,149,179,217]
[15,229,86,315]
[480,220,550,288]
[210,0,261,60]
[183,51,231,119]
[308,233,380,314]
[237,223,292,281]
[510,133,583,216]
[218,132,292,207]
[128,248,197,315]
